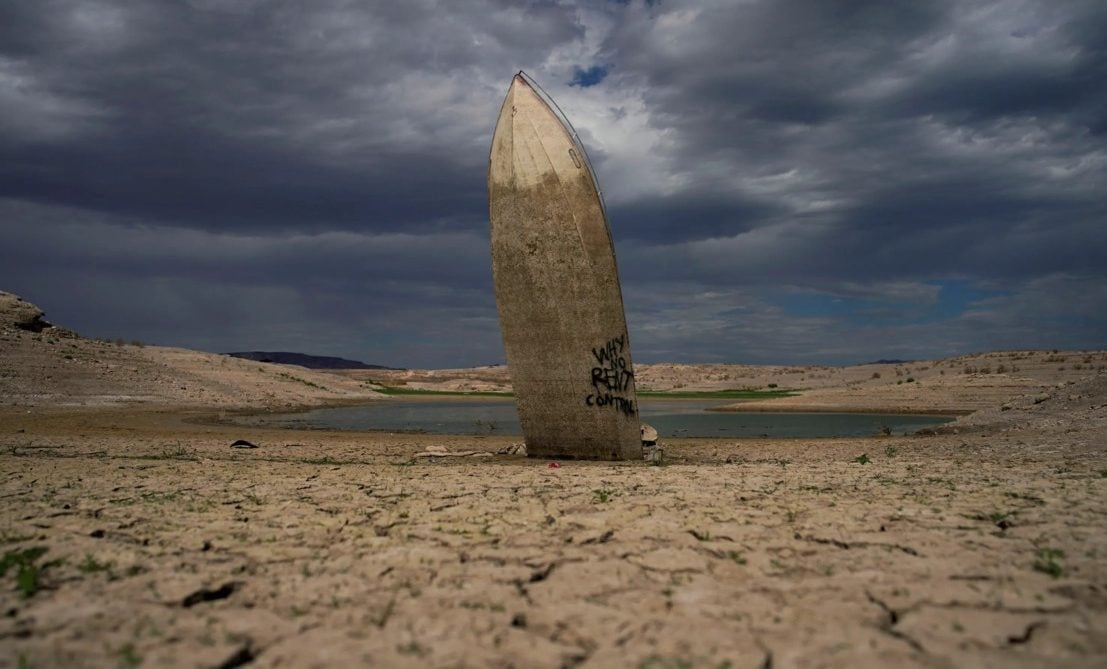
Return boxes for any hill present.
[0,291,385,409]
[226,351,394,370]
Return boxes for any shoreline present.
[705,404,970,416]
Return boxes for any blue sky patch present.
[570,65,609,87]
[771,280,1009,327]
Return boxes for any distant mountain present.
[226,351,395,370]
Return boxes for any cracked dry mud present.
[2,394,1106,669]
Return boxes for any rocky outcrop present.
[0,291,53,332]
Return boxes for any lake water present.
[264,398,953,439]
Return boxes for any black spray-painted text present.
[585,335,635,416]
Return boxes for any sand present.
[2,303,1107,667]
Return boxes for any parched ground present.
[2,294,1106,667]
[1,378,1105,668]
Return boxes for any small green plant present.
[1,546,62,598]
[884,445,898,457]
[118,642,142,668]
[398,642,427,655]
[592,487,617,503]
[988,511,1011,529]
[158,444,197,460]
[78,554,114,575]
[727,551,747,565]
[1099,469,1107,478]
[853,453,870,465]
[1033,547,1065,578]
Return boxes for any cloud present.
[1,0,1104,366]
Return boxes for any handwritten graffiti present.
[586,392,635,415]
[585,335,636,416]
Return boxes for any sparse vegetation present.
[276,372,325,390]
[1,546,63,598]
[397,640,428,657]
[853,453,870,465]
[592,487,618,503]
[117,642,142,668]
[988,512,1011,529]
[78,554,114,575]
[1033,547,1065,578]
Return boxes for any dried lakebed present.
[246,398,954,438]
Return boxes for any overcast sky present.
[2,0,1104,367]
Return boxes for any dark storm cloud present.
[600,0,1107,287]
[608,191,783,243]
[1,0,1104,365]
[0,0,582,232]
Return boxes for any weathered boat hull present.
[488,73,641,460]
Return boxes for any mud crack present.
[215,642,257,669]
[865,590,925,653]
[181,581,239,608]
[1007,621,1045,646]
[796,532,921,556]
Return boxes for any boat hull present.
[488,73,641,460]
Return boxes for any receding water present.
[263,398,953,438]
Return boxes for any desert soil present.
[2,293,1106,667]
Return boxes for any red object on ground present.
[547,462,560,468]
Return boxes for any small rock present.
[231,439,258,449]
